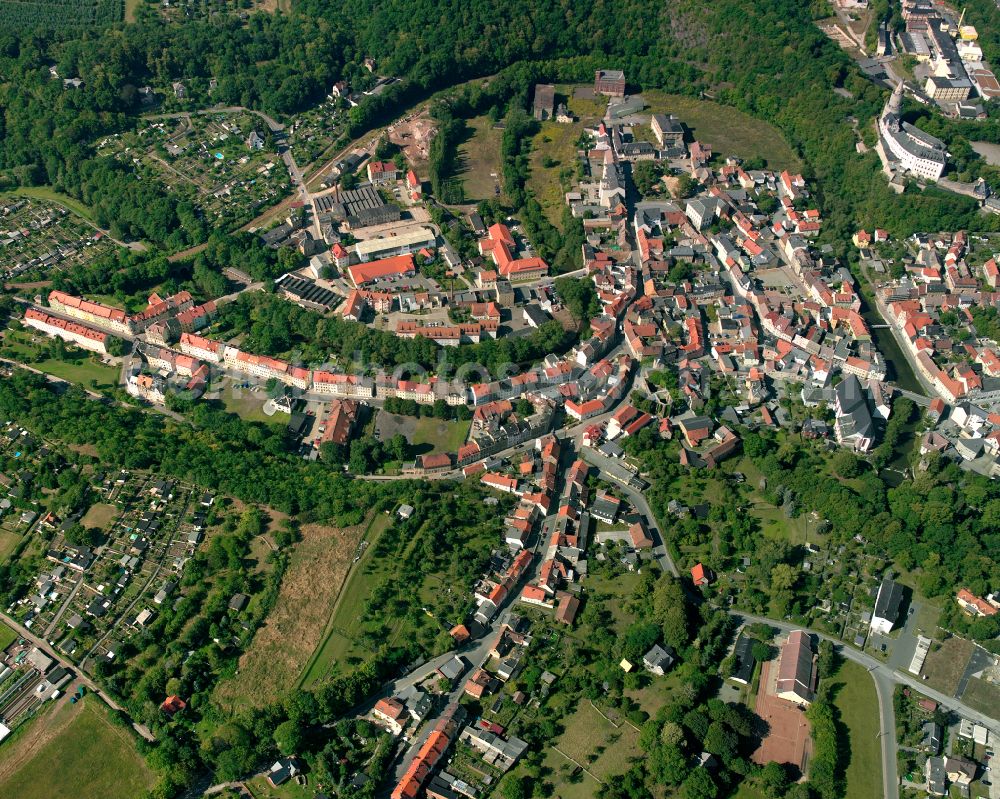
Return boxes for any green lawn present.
[245,774,314,799]
[829,660,882,799]
[408,416,470,453]
[215,389,284,425]
[0,698,154,799]
[0,186,98,224]
[458,115,504,202]
[728,787,768,799]
[642,91,803,171]
[0,530,21,563]
[3,329,121,389]
[80,503,119,530]
[548,701,641,781]
[298,512,395,688]
[0,620,19,652]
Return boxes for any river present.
[858,293,925,395]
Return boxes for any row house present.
[23,308,110,354]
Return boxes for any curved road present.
[0,610,155,742]
[732,612,899,799]
[732,611,999,799]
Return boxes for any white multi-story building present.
[878,82,947,182]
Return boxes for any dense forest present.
[3,0,999,257]
[0,369,409,520]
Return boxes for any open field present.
[922,637,976,696]
[81,503,119,530]
[641,91,803,170]
[553,701,641,781]
[0,698,153,799]
[214,387,285,426]
[375,412,469,454]
[528,122,582,229]
[0,530,21,562]
[458,116,504,202]
[2,330,121,389]
[960,677,1000,717]
[0,620,18,651]
[829,660,882,799]
[214,518,367,709]
[729,787,768,799]
[298,512,394,688]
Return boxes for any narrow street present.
[0,611,155,742]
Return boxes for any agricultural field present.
[213,517,368,708]
[458,115,505,202]
[95,111,291,232]
[0,196,118,284]
[0,698,154,799]
[828,661,882,799]
[0,0,121,30]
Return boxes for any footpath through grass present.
[298,512,394,688]
[828,660,882,799]
[0,186,98,224]
[0,697,154,799]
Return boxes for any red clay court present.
[751,661,812,774]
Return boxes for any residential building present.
[594,69,626,97]
[870,577,904,635]
[775,630,817,706]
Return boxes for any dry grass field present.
[922,637,975,696]
[213,518,367,709]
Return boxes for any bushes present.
[805,693,843,799]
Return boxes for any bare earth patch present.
[922,637,975,696]
[213,519,366,710]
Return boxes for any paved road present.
[0,611,155,741]
[580,445,679,577]
[733,611,1000,798]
